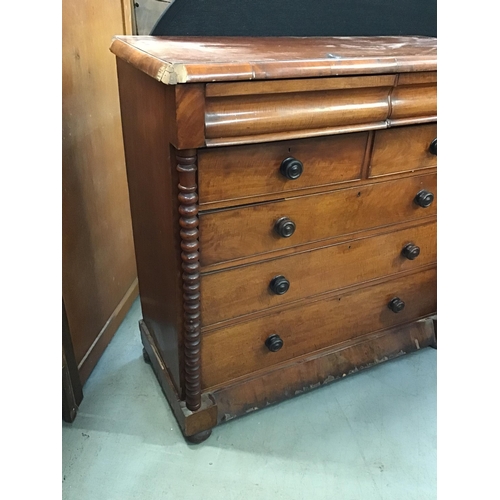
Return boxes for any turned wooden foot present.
[186,429,212,444]
[142,347,151,364]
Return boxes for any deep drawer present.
[201,267,437,389]
[198,173,437,267]
[201,221,436,326]
[197,133,367,205]
[369,123,437,177]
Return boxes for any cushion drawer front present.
[201,221,437,326]
[201,267,437,389]
[199,173,436,267]
[369,123,437,178]
[198,133,368,205]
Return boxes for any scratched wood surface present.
[110,36,437,84]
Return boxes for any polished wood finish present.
[116,60,185,392]
[390,83,437,121]
[63,0,137,384]
[212,317,436,423]
[110,36,437,84]
[205,87,392,140]
[201,221,436,326]
[198,133,367,205]
[201,267,436,388]
[205,74,397,97]
[112,36,437,442]
[199,173,437,266]
[173,84,206,149]
[370,123,437,177]
[177,150,202,411]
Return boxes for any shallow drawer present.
[369,123,437,177]
[200,221,436,326]
[199,173,437,267]
[198,133,367,205]
[201,267,437,389]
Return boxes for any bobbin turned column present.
[176,149,202,413]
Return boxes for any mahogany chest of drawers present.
[111,36,437,443]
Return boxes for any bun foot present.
[186,429,212,444]
[142,347,151,364]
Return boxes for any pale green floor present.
[62,297,437,500]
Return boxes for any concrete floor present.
[62,297,437,499]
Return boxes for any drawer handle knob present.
[402,243,421,260]
[280,157,303,180]
[275,217,296,238]
[429,138,437,156]
[269,275,290,295]
[388,297,405,313]
[265,334,284,352]
[414,190,434,208]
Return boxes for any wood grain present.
[205,87,392,139]
[211,317,436,423]
[390,84,437,120]
[110,36,437,84]
[116,60,185,392]
[369,123,437,177]
[63,0,137,383]
[198,133,367,204]
[205,74,397,97]
[201,267,437,388]
[200,221,436,326]
[198,173,437,266]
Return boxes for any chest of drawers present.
[111,36,437,443]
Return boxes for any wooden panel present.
[174,84,206,149]
[110,36,437,84]
[198,133,367,205]
[204,121,388,148]
[390,83,437,120]
[369,123,437,177]
[201,221,436,326]
[397,71,437,86]
[116,60,185,392]
[198,173,437,266]
[206,75,397,97]
[205,87,392,139]
[62,0,137,383]
[211,318,436,423]
[201,268,437,388]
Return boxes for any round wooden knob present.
[280,157,303,180]
[388,297,405,313]
[402,243,420,260]
[429,138,437,155]
[269,275,290,295]
[414,190,434,208]
[275,217,296,238]
[265,334,284,352]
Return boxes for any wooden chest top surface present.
[110,36,437,84]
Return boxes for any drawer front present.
[201,221,437,326]
[198,133,367,205]
[199,173,437,266]
[369,123,437,177]
[201,267,437,389]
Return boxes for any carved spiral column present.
[177,149,201,411]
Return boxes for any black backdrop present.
[151,0,436,37]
